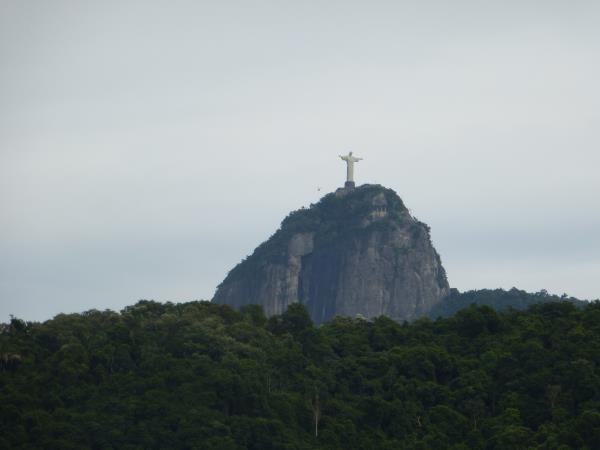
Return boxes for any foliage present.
[429,288,588,318]
[2,299,600,449]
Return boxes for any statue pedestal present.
[344,181,356,189]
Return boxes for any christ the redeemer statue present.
[339,152,362,188]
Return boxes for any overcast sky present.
[1,1,599,322]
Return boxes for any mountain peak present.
[213,185,449,324]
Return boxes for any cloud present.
[1,1,599,320]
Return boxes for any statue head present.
[349,151,353,156]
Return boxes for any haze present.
[1,1,599,321]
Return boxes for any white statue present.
[339,152,363,183]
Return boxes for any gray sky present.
[1,1,599,322]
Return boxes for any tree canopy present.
[2,298,600,449]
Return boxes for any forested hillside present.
[428,288,586,318]
[2,299,600,449]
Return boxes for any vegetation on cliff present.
[2,296,600,449]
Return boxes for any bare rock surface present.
[213,185,450,324]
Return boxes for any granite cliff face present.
[213,185,450,324]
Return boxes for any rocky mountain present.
[213,184,450,324]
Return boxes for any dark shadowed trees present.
[1,300,600,449]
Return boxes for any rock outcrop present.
[213,185,450,324]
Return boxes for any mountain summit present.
[213,184,449,324]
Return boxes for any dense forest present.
[2,295,600,449]
[428,288,586,318]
